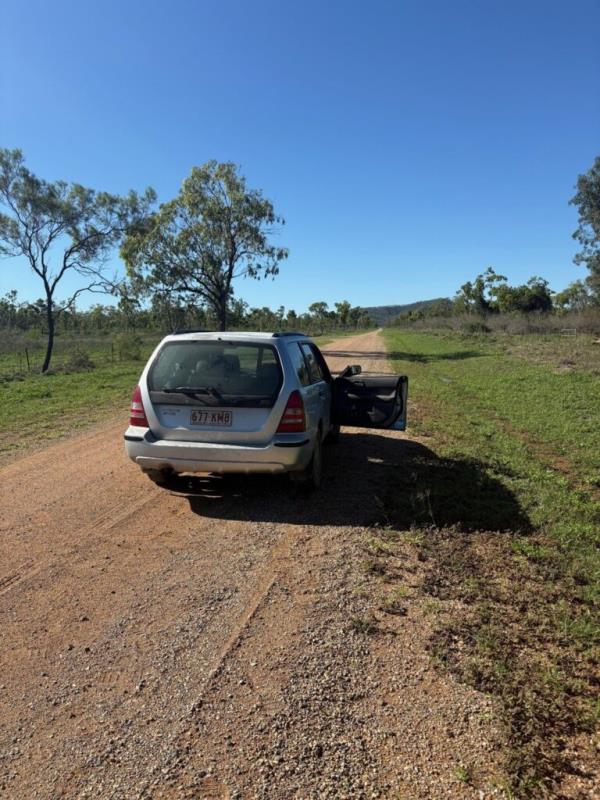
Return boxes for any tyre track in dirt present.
[0,331,505,799]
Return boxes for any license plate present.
[190,409,233,427]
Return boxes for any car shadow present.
[321,349,485,364]
[172,431,530,533]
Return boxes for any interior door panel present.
[332,373,408,430]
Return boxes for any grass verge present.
[382,329,599,798]
[0,359,147,459]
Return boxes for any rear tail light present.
[130,385,149,427]
[277,390,306,433]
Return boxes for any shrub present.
[114,332,143,361]
[460,320,491,334]
[66,350,95,371]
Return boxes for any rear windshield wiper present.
[161,385,224,402]
[159,387,278,407]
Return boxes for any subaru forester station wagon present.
[124,331,408,489]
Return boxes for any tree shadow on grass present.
[172,432,530,534]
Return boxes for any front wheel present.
[290,434,323,490]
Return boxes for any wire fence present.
[0,327,372,380]
[0,334,160,379]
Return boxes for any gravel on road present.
[0,331,506,799]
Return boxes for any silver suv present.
[124,331,408,488]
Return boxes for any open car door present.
[332,367,408,430]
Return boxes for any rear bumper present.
[123,427,313,475]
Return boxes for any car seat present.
[257,362,281,395]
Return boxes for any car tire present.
[325,424,340,444]
[290,433,323,490]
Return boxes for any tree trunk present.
[217,296,227,331]
[42,299,55,373]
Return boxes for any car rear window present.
[148,341,283,406]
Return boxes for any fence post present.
[25,348,30,372]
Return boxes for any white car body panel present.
[124,330,408,480]
[124,332,329,477]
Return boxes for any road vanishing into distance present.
[0,332,502,800]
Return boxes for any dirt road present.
[0,331,503,799]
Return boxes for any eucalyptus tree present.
[0,148,154,371]
[333,300,351,327]
[554,280,593,312]
[122,161,288,331]
[308,301,329,333]
[570,156,600,299]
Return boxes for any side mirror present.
[339,364,362,378]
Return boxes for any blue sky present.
[1,0,599,312]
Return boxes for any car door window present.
[300,343,324,384]
[288,343,311,386]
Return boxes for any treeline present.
[1,147,599,369]
[0,290,372,339]
[393,268,598,326]
[0,151,294,371]
[0,150,369,372]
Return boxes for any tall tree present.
[494,276,553,313]
[570,156,600,299]
[455,266,507,314]
[334,300,352,327]
[0,148,154,371]
[308,301,329,334]
[122,161,288,331]
[554,280,593,312]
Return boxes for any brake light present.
[130,385,149,427]
[277,390,306,433]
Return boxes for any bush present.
[114,332,143,361]
[460,320,491,334]
[392,309,600,336]
[66,350,95,371]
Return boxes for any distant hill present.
[363,298,448,325]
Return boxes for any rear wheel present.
[290,433,323,490]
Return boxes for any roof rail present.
[271,331,307,338]
[171,328,209,335]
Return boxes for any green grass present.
[350,614,378,635]
[453,765,473,785]
[0,332,160,375]
[382,328,600,797]
[385,330,600,490]
[0,335,162,458]
[0,359,147,458]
